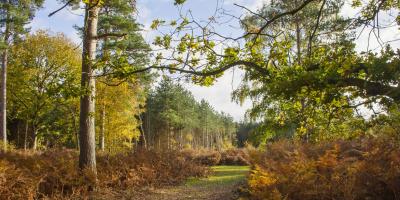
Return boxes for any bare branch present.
[242,0,317,40]
[233,3,268,22]
[48,0,74,17]
[308,0,326,56]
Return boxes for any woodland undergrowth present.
[245,136,400,200]
[181,148,250,166]
[0,149,208,199]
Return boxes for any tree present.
[8,31,81,149]
[52,0,150,174]
[0,0,43,150]
[95,0,151,151]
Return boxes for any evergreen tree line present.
[142,78,236,150]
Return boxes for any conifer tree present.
[54,0,149,174]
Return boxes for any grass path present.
[130,166,250,200]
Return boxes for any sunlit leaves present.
[8,31,81,146]
[351,0,362,7]
[174,0,186,5]
[150,19,166,30]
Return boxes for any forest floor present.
[125,166,250,200]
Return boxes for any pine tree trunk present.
[79,4,99,174]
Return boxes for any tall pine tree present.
[54,0,149,175]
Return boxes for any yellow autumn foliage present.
[96,80,145,152]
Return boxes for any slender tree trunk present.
[100,104,105,151]
[32,126,37,150]
[294,1,302,64]
[179,129,182,150]
[71,109,80,150]
[79,3,99,174]
[0,22,9,151]
[138,114,147,149]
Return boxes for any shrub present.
[181,149,221,165]
[181,148,250,166]
[246,137,400,200]
[220,149,250,166]
[0,149,208,199]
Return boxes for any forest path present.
[129,165,250,200]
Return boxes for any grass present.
[186,165,250,187]
[126,165,251,200]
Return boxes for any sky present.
[30,0,399,121]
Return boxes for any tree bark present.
[79,3,99,174]
[0,15,10,151]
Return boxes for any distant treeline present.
[142,78,237,150]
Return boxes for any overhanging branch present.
[96,60,269,78]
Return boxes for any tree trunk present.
[294,0,302,64]
[79,3,99,174]
[31,126,37,150]
[0,21,9,151]
[138,114,147,149]
[179,129,182,150]
[100,104,105,151]
[71,108,80,150]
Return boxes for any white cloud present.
[184,68,252,121]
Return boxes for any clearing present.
[128,165,250,200]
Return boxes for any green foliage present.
[229,0,400,142]
[144,78,236,150]
[96,0,151,81]
[0,0,44,44]
[8,31,81,149]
